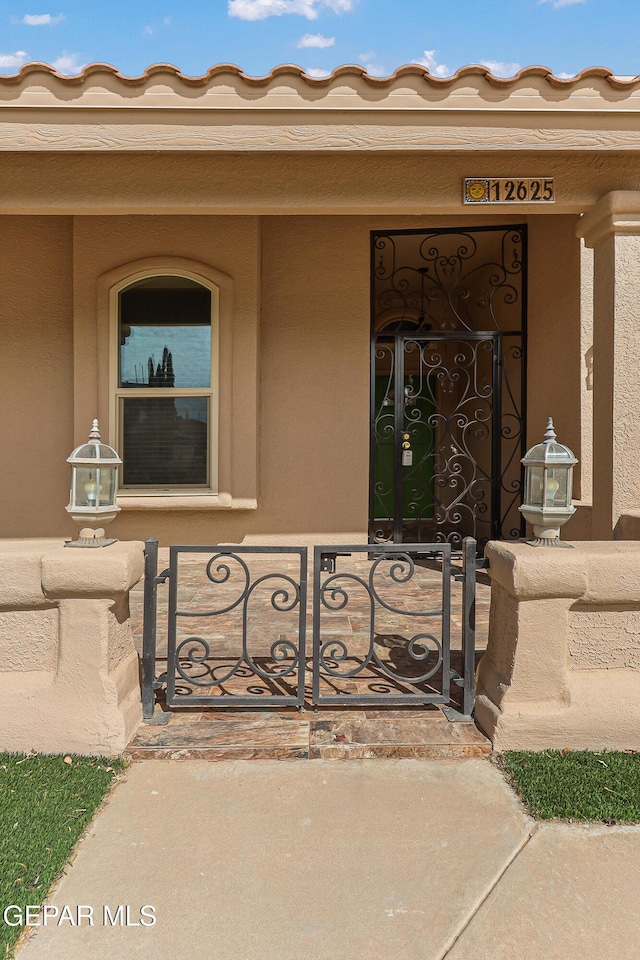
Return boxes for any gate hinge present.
[155,567,171,585]
[319,552,351,573]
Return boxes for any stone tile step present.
[126,710,491,761]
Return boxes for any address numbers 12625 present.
[464,178,555,204]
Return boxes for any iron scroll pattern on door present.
[370,226,526,548]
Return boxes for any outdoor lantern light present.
[65,419,122,548]
[519,417,577,546]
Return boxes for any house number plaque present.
[464,178,555,204]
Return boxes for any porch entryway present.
[127,540,491,759]
[370,225,526,550]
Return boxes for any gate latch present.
[155,567,171,585]
[319,552,351,573]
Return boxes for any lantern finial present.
[543,417,557,444]
[88,419,101,442]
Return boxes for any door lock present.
[401,431,412,465]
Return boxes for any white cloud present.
[230,0,317,18]
[556,70,577,79]
[22,13,64,25]
[228,0,353,20]
[358,51,387,77]
[0,50,28,68]
[413,49,452,78]
[414,51,521,80]
[539,0,586,7]
[306,67,330,77]
[143,16,171,36]
[480,59,521,77]
[50,51,85,74]
[297,32,334,48]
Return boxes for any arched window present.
[114,274,218,492]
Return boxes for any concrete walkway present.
[16,759,640,960]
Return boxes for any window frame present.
[108,267,220,497]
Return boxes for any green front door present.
[373,369,434,531]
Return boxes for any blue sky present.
[0,0,638,79]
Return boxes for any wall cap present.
[486,539,640,603]
[41,540,144,599]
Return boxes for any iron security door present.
[372,333,501,546]
[370,225,526,549]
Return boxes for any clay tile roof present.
[0,61,638,90]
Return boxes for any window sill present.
[116,494,257,512]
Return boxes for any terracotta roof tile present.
[0,61,637,90]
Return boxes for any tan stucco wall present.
[526,216,582,494]
[591,228,640,538]
[3,152,640,216]
[0,217,73,538]
[0,207,583,546]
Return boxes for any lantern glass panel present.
[545,467,569,507]
[75,468,98,507]
[526,466,545,507]
[98,468,117,506]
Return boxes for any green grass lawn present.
[0,753,126,958]
[499,750,640,823]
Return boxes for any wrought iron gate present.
[370,225,526,550]
[141,538,477,717]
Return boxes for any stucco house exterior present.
[4,60,639,550]
[5,61,640,754]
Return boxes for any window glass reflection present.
[119,276,211,388]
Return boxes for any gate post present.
[461,538,477,717]
[141,537,159,719]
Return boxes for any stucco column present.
[477,540,640,751]
[0,540,144,756]
[578,193,640,538]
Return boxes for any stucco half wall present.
[477,540,640,751]
[0,539,143,756]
